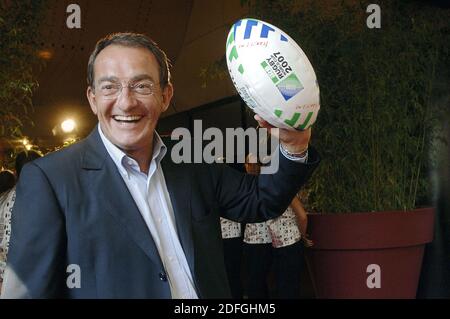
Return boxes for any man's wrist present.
[280,143,309,162]
[280,143,309,158]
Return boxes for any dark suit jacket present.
[4,128,319,298]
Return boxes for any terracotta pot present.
[305,208,434,298]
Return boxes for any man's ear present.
[87,86,98,115]
[161,83,174,113]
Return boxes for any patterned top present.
[220,217,242,239]
[243,221,271,244]
[0,187,16,283]
[244,206,301,248]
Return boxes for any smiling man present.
[86,42,173,173]
[2,33,319,298]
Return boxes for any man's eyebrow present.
[97,76,119,83]
[130,74,155,82]
[97,74,155,83]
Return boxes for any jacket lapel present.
[160,153,195,275]
[81,129,164,270]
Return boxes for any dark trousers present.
[243,243,272,299]
[244,241,304,299]
[222,237,243,299]
[271,241,303,299]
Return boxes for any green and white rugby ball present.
[226,18,320,130]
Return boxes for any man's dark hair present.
[87,32,171,89]
[15,150,42,178]
[0,170,15,194]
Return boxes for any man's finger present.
[254,114,274,128]
[253,114,283,139]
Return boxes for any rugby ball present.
[226,18,320,130]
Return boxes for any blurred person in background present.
[0,151,42,295]
[243,154,313,299]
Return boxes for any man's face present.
[87,45,173,154]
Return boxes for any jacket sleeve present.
[211,146,320,223]
[1,162,67,299]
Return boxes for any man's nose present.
[116,87,138,110]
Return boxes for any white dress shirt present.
[98,125,198,299]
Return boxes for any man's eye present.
[101,84,115,90]
[136,83,151,89]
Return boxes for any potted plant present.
[243,1,449,298]
[0,1,47,169]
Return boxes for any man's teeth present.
[113,115,142,122]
